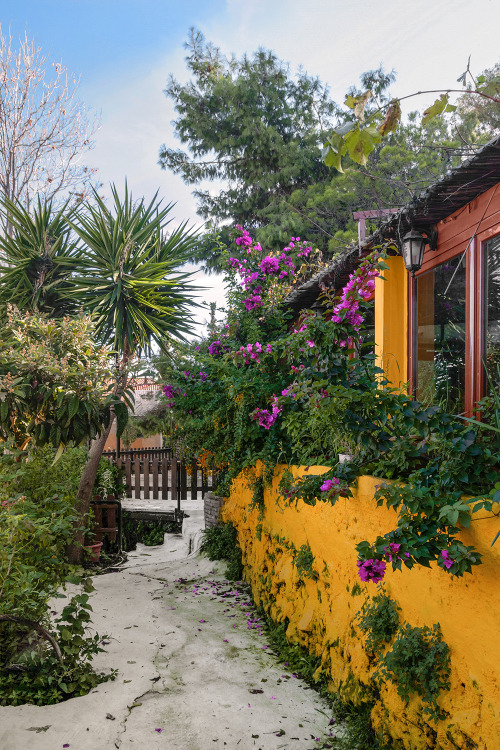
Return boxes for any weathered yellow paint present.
[375,255,408,387]
[222,463,500,750]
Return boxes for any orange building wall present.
[222,464,500,750]
[103,422,162,453]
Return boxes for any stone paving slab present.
[0,516,346,750]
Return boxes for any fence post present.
[124,457,132,495]
[152,457,159,499]
[134,458,141,499]
[180,460,187,501]
[143,458,150,500]
[161,457,168,500]
[191,459,198,500]
[171,459,178,511]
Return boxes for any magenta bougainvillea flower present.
[440,550,453,569]
[208,340,222,356]
[320,478,340,492]
[243,294,262,311]
[251,396,282,429]
[259,255,280,274]
[357,558,387,583]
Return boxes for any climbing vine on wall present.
[160,226,499,583]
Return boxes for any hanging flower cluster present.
[208,340,223,356]
[162,383,181,408]
[383,542,410,563]
[207,337,231,357]
[440,549,453,569]
[357,558,387,583]
[229,226,313,312]
[251,396,282,430]
[233,341,273,365]
[331,255,380,333]
[253,250,384,430]
[320,476,349,499]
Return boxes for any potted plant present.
[83,507,103,562]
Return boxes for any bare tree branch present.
[0,26,100,231]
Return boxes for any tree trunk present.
[68,341,132,564]
[67,415,115,564]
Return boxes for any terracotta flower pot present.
[83,541,103,562]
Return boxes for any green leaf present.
[323,144,344,173]
[334,121,356,136]
[344,126,382,166]
[345,91,372,121]
[65,574,83,585]
[323,132,347,173]
[61,628,72,641]
[0,399,8,423]
[68,394,79,420]
[422,94,451,124]
[114,400,129,438]
[51,442,66,465]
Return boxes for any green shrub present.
[375,622,451,720]
[0,591,116,705]
[0,446,114,706]
[9,444,87,503]
[0,494,78,622]
[356,589,400,654]
[122,513,182,550]
[200,522,243,580]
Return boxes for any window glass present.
[416,255,466,413]
[485,236,500,391]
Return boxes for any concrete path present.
[0,507,345,750]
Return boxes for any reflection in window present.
[485,236,500,391]
[416,255,466,413]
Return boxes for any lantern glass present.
[402,230,427,274]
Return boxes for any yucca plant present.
[0,196,80,318]
[65,184,200,560]
[68,183,199,355]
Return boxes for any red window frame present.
[408,229,499,417]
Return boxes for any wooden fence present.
[103,450,216,508]
[103,447,173,461]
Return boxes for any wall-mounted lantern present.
[401,229,429,276]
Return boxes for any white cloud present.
[77,0,500,334]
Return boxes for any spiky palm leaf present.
[68,184,200,357]
[0,196,80,317]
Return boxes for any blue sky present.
[6,1,223,81]
[2,0,500,328]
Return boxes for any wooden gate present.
[102,450,215,512]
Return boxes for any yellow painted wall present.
[222,463,500,750]
[375,255,408,387]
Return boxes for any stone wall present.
[204,491,224,528]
